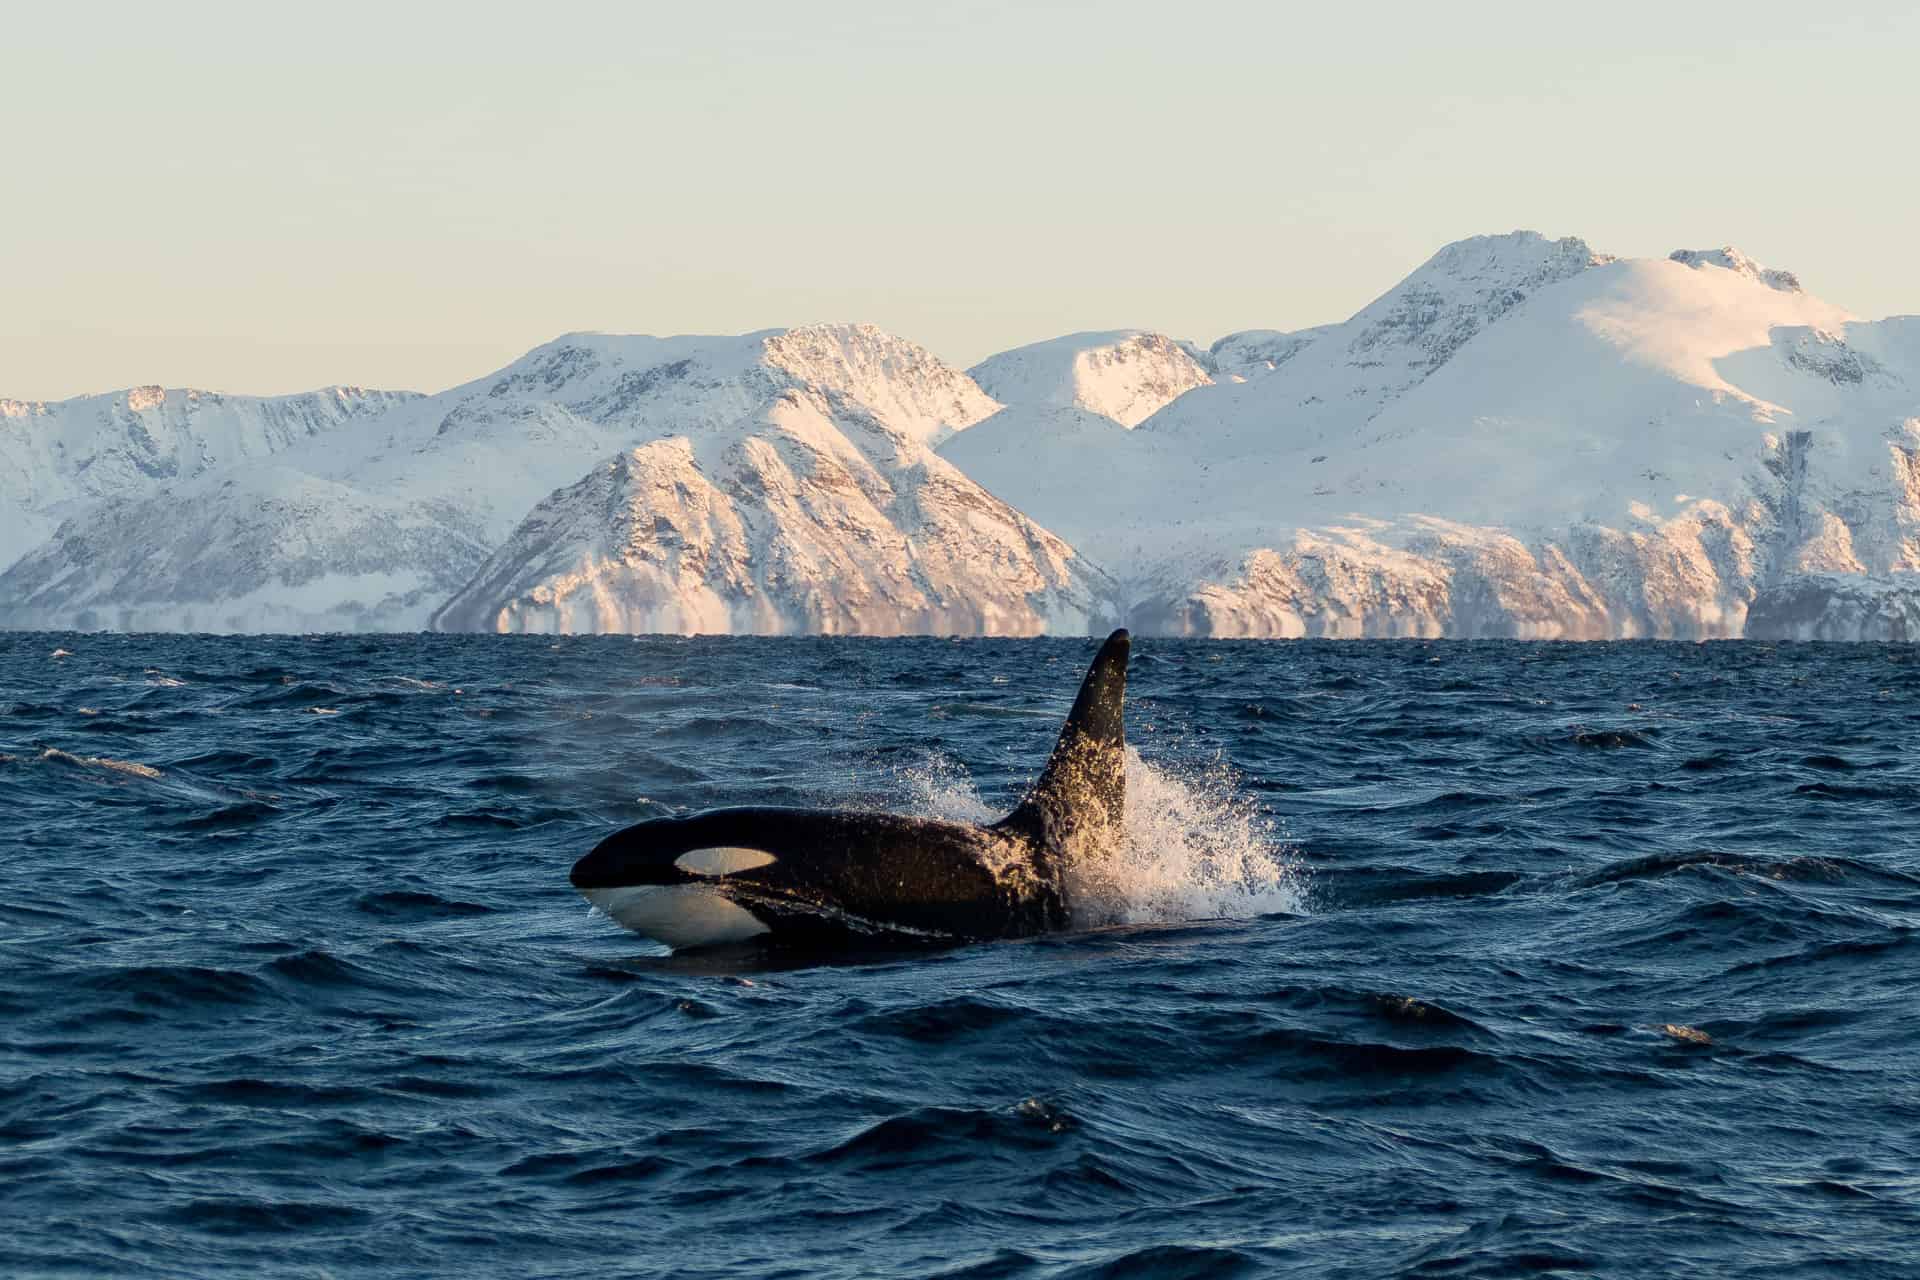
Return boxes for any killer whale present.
[570,629,1130,950]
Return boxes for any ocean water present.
[2,633,1917,1279]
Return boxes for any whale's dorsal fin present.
[998,629,1128,856]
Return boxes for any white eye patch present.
[674,847,778,876]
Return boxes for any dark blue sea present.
[3,634,1917,1278]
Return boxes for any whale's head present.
[570,818,776,890]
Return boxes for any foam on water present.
[39,746,165,780]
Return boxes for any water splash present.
[884,748,1305,926]
[1068,748,1305,926]
[887,751,998,825]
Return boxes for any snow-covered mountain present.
[942,234,1920,638]
[7,233,1919,639]
[1,325,1022,632]
[0,468,493,633]
[966,331,1211,428]
[431,389,1109,635]
[0,384,416,572]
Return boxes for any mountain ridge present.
[6,233,1918,639]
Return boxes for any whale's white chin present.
[580,885,770,950]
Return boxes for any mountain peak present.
[1324,230,1612,393]
[1424,229,1613,271]
[1669,247,1803,293]
[967,330,1211,428]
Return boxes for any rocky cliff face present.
[1204,327,1332,380]
[1745,573,1920,641]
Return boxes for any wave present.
[805,1103,1069,1170]
[653,715,802,741]
[170,800,284,831]
[1055,1245,1264,1279]
[164,1198,372,1235]
[75,964,272,1009]
[850,995,1035,1044]
[352,890,494,919]
[1570,849,1861,889]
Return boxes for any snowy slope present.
[462,324,997,447]
[0,467,492,632]
[0,385,416,571]
[967,331,1211,428]
[1144,231,1614,447]
[936,406,1151,555]
[1191,257,1915,635]
[431,389,1111,635]
[1205,327,1332,379]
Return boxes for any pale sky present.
[7,0,1917,401]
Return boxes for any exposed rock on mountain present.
[1671,247,1802,294]
[1746,573,1920,641]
